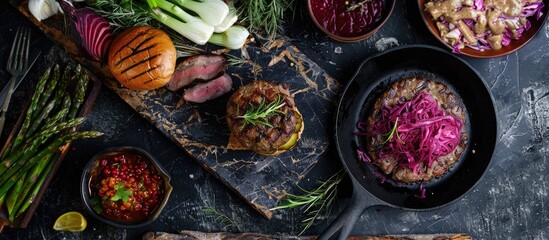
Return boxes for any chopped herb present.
[90,196,103,214]
[346,0,374,12]
[111,182,132,203]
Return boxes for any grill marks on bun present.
[108,26,176,90]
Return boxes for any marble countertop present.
[0,1,548,239]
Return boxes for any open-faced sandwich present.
[357,77,467,183]
[226,80,304,156]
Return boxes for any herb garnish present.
[111,182,132,203]
[87,0,157,32]
[236,96,286,129]
[90,196,103,214]
[271,170,345,235]
[381,117,400,144]
[237,0,294,40]
[346,0,374,12]
[202,206,239,231]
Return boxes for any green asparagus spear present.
[68,65,89,119]
[0,131,103,195]
[6,171,28,221]
[15,157,55,219]
[41,106,69,132]
[0,192,5,207]
[26,93,61,137]
[59,65,72,93]
[25,65,71,137]
[0,167,29,205]
[0,134,93,198]
[36,92,68,133]
[10,153,53,221]
[0,118,87,176]
[28,66,53,121]
[32,64,60,120]
[2,66,52,158]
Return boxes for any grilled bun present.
[108,26,176,90]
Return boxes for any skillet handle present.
[318,181,375,240]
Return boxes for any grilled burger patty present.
[366,77,467,182]
[226,80,302,155]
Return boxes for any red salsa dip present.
[88,150,163,222]
[310,0,386,37]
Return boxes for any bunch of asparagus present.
[0,64,103,222]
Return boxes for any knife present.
[0,51,41,108]
[0,51,41,135]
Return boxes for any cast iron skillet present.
[319,45,498,240]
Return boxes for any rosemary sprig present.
[271,170,346,235]
[169,32,252,67]
[236,96,285,129]
[202,206,238,231]
[381,117,400,144]
[345,0,374,12]
[88,0,157,32]
[237,0,294,40]
[226,53,250,67]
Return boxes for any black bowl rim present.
[307,0,397,42]
[80,146,173,229]
[417,0,549,58]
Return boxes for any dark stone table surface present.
[1,1,548,239]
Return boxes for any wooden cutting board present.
[9,0,339,218]
[143,231,473,240]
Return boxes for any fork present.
[0,27,31,135]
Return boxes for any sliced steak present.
[183,73,233,103]
[166,54,227,91]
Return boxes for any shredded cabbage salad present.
[355,92,463,174]
[426,0,544,53]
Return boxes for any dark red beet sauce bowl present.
[308,0,396,42]
[81,146,173,228]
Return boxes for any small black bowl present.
[81,146,173,228]
[308,0,396,42]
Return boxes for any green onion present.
[170,0,229,26]
[147,0,214,45]
[214,1,238,33]
[209,26,249,49]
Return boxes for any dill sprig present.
[381,117,400,144]
[237,0,294,40]
[236,96,285,129]
[271,170,345,235]
[202,206,238,231]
